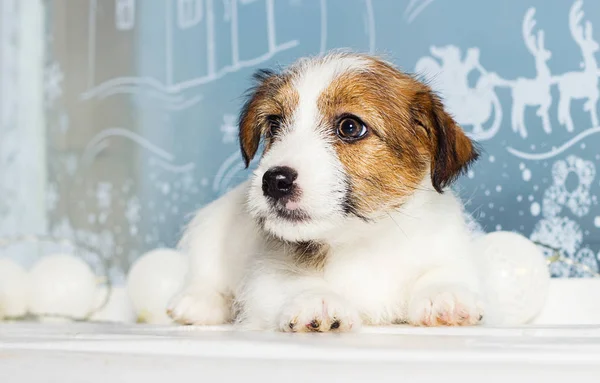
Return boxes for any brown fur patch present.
[265,235,330,270]
[238,69,299,166]
[410,89,479,192]
[317,55,478,214]
[291,241,330,269]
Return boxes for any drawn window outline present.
[177,0,203,29]
[115,0,136,30]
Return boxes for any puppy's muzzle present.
[262,166,297,200]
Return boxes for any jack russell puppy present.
[168,51,489,332]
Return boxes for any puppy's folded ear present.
[238,69,278,167]
[411,89,480,193]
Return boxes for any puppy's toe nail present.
[307,319,320,331]
[330,319,340,330]
[437,312,450,324]
[457,310,469,322]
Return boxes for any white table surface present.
[2,322,600,382]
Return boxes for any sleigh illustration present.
[415,0,600,141]
[416,46,503,141]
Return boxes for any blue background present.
[50,0,600,278]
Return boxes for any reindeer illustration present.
[510,8,553,138]
[557,0,599,132]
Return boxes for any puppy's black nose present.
[262,166,298,200]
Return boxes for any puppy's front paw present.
[278,291,360,333]
[167,288,232,325]
[408,285,484,327]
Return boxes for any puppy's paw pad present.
[167,289,231,325]
[279,292,360,333]
[408,286,484,327]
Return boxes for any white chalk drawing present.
[364,0,375,54]
[556,0,599,133]
[507,126,600,160]
[213,150,246,195]
[82,0,299,103]
[404,0,435,24]
[220,114,238,144]
[317,0,375,54]
[83,0,376,105]
[510,8,552,138]
[80,128,195,175]
[150,157,196,173]
[177,0,203,29]
[415,1,600,145]
[319,0,327,54]
[115,0,136,31]
[415,45,503,141]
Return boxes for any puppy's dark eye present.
[266,115,282,137]
[337,117,368,141]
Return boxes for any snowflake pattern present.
[542,155,596,218]
[50,217,120,280]
[531,216,584,277]
[532,155,599,276]
[44,62,64,107]
[571,247,599,278]
[531,216,583,257]
[96,182,113,210]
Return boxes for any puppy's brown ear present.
[411,89,480,193]
[238,69,277,167]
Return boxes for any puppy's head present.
[239,52,478,242]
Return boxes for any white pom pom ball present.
[126,248,187,324]
[474,231,550,325]
[28,254,98,319]
[0,258,28,319]
[90,286,136,323]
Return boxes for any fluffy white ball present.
[90,286,136,323]
[0,258,29,319]
[28,254,97,319]
[126,248,187,324]
[474,231,550,325]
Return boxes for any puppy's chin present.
[258,211,343,243]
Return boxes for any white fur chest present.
[322,231,420,324]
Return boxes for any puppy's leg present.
[168,181,260,325]
[407,266,485,327]
[235,260,361,332]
